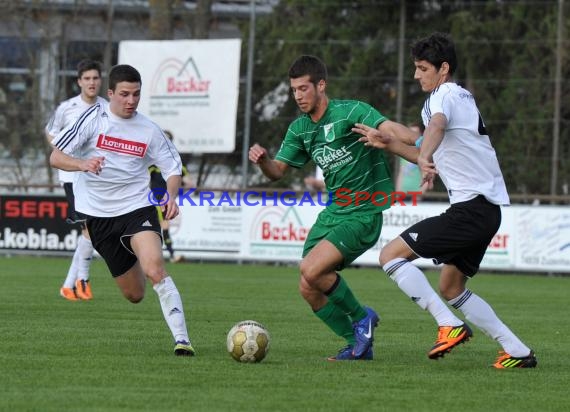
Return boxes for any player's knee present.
[439,285,463,301]
[379,248,394,266]
[299,259,319,285]
[380,239,411,266]
[124,291,145,303]
[144,267,167,284]
[439,288,453,301]
[298,276,313,297]
[298,281,309,298]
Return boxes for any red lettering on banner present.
[489,234,509,249]
[4,200,68,219]
[96,134,147,157]
[261,222,308,241]
[167,77,211,93]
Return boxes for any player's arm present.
[163,174,182,220]
[417,113,446,190]
[418,113,445,164]
[378,120,421,145]
[386,139,420,164]
[352,121,419,163]
[49,147,104,174]
[248,143,289,181]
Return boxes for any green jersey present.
[276,99,394,215]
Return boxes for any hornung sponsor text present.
[97,134,146,157]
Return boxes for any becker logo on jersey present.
[96,134,147,157]
[313,145,353,171]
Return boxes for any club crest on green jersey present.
[323,123,335,142]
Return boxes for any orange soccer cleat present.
[60,287,79,301]
[75,279,93,300]
[428,323,472,359]
[493,350,537,369]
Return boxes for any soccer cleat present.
[492,350,537,369]
[428,323,473,359]
[75,279,93,300]
[327,345,373,361]
[170,255,185,263]
[352,306,380,359]
[60,287,79,301]
[174,341,196,356]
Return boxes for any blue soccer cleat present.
[352,306,380,359]
[327,345,373,361]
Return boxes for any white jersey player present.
[45,59,106,301]
[50,64,195,357]
[355,32,536,369]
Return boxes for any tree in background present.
[247,0,569,198]
[0,1,566,198]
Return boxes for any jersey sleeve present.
[45,103,66,137]
[51,103,100,155]
[274,121,311,168]
[150,129,183,182]
[428,86,453,124]
[354,101,388,129]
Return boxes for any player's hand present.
[82,156,105,174]
[417,156,437,191]
[162,197,179,220]
[352,123,392,148]
[249,143,268,164]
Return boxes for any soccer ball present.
[226,320,270,363]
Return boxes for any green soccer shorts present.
[302,209,383,270]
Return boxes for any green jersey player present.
[249,55,418,360]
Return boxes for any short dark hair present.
[163,130,174,141]
[288,55,327,85]
[77,59,102,78]
[108,64,141,91]
[411,32,457,75]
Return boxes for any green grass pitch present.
[0,256,567,411]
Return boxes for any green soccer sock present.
[314,300,355,346]
[325,274,367,322]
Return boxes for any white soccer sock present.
[383,258,463,327]
[76,235,94,282]
[153,276,190,343]
[62,247,80,289]
[449,289,531,357]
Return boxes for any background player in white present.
[49,64,195,356]
[46,59,106,301]
[355,32,536,368]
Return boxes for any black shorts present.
[85,206,162,277]
[400,195,501,277]
[63,182,87,226]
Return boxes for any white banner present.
[170,193,570,273]
[241,202,314,262]
[118,39,241,153]
[513,207,570,271]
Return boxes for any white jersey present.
[46,95,108,184]
[421,82,510,206]
[52,103,182,217]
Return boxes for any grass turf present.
[0,256,567,411]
